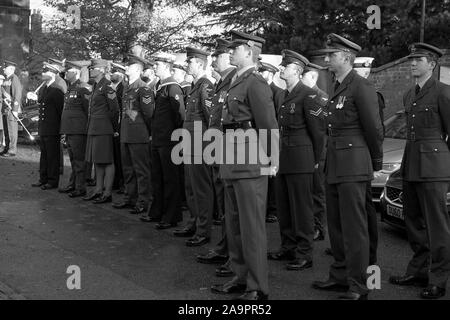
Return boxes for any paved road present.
[0,145,448,300]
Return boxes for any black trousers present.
[266,176,277,217]
[113,136,124,189]
[326,181,369,295]
[121,143,152,209]
[39,135,61,187]
[276,173,314,261]
[148,145,182,224]
[212,165,225,220]
[313,160,326,235]
[66,134,87,192]
[404,181,450,288]
[366,181,379,265]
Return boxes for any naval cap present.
[213,38,232,56]
[281,49,310,68]
[322,33,362,54]
[258,61,279,74]
[408,42,443,59]
[186,47,209,61]
[228,30,265,50]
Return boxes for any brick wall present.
[368,49,450,119]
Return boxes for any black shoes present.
[83,192,102,201]
[112,202,133,209]
[31,182,45,187]
[324,247,333,256]
[421,285,446,299]
[173,228,196,238]
[236,291,268,301]
[211,282,246,295]
[41,183,57,190]
[196,251,228,265]
[68,190,87,198]
[129,206,146,215]
[389,275,428,287]
[1,152,16,157]
[86,179,96,187]
[58,185,75,193]
[311,279,349,292]
[215,264,234,277]
[93,195,112,204]
[286,259,312,271]
[338,291,368,300]
[155,222,177,230]
[186,236,210,247]
[265,214,278,223]
[140,216,160,223]
[267,250,295,261]
[313,229,325,241]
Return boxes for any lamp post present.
[420,0,426,42]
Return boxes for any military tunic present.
[400,77,450,288]
[2,73,22,154]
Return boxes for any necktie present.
[415,84,420,95]
[334,81,340,92]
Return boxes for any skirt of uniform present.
[85,134,114,164]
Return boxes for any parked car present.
[380,169,450,229]
[18,102,39,142]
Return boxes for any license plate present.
[387,205,404,220]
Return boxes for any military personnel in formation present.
[301,62,329,242]
[47,58,68,94]
[211,31,279,301]
[267,50,325,272]
[29,62,65,189]
[110,55,154,215]
[312,34,383,300]
[141,60,157,91]
[1,60,22,157]
[139,53,185,229]
[196,38,235,278]
[58,60,90,197]
[389,43,450,300]
[83,59,120,204]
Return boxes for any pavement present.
[0,144,448,300]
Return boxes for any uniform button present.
[349,144,353,147]
[425,108,429,111]
[220,118,223,121]
[223,106,226,109]
[413,103,416,106]
[281,105,284,108]
[434,149,438,152]
[331,101,334,104]
[280,116,283,119]
[411,126,414,129]
[329,112,332,115]
[412,114,415,118]
[328,124,332,127]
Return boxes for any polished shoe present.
[211,282,246,295]
[93,195,112,204]
[140,216,160,223]
[186,236,210,247]
[155,222,177,230]
[31,182,45,188]
[324,247,333,256]
[389,274,428,287]
[267,250,295,261]
[173,228,195,238]
[82,192,102,201]
[265,214,278,223]
[68,190,87,198]
[58,185,75,193]
[129,206,146,214]
[117,187,125,195]
[215,265,234,277]
[41,183,57,190]
[338,291,368,300]
[0,149,7,156]
[86,179,96,187]
[312,279,349,292]
[236,291,268,301]
[313,229,325,241]
[1,152,16,157]
[196,251,228,265]
[420,285,446,299]
[112,202,133,209]
[286,259,312,271]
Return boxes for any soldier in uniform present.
[302,62,329,242]
[196,39,236,277]
[267,50,325,271]
[139,53,185,229]
[83,59,120,204]
[47,58,68,94]
[0,74,4,150]
[211,31,279,300]
[1,60,22,157]
[141,59,157,91]
[389,43,450,300]
[312,34,383,300]
[58,60,90,197]
[112,55,154,214]
[29,62,64,189]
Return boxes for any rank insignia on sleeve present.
[308,95,317,99]
[107,92,116,100]
[309,107,323,117]
[205,100,212,108]
[142,96,152,104]
[174,94,180,101]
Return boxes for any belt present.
[280,126,307,135]
[407,132,444,141]
[222,121,255,130]
[327,128,364,137]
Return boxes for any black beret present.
[258,61,279,74]
[228,30,265,50]
[186,47,209,61]
[213,38,232,56]
[322,33,361,55]
[408,42,443,59]
[281,49,309,68]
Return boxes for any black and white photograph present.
[1,0,450,306]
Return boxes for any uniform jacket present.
[86,76,119,136]
[180,81,192,101]
[278,81,326,174]
[219,67,279,179]
[209,68,236,130]
[400,77,450,182]
[324,70,383,184]
[312,85,329,162]
[270,82,284,116]
[2,73,22,113]
[37,83,64,136]
[120,78,154,144]
[151,76,185,147]
[60,80,90,135]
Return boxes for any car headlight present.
[31,116,39,122]
[381,163,401,174]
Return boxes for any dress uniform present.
[119,55,154,214]
[268,50,325,270]
[144,54,185,229]
[33,63,65,189]
[212,31,279,300]
[312,34,383,299]
[389,43,450,299]
[59,61,90,197]
[1,60,22,157]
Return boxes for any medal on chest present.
[289,103,296,114]
[218,91,226,103]
[336,96,346,109]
